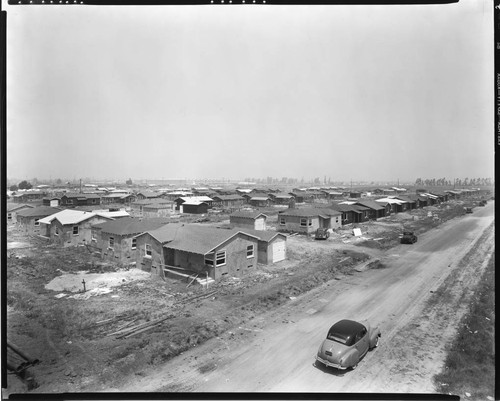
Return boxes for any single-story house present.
[407,194,429,208]
[289,192,305,203]
[38,209,117,247]
[353,200,387,219]
[60,193,101,207]
[179,200,209,214]
[329,203,370,225]
[277,207,342,234]
[269,193,294,205]
[7,203,34,224]
[142,201,175,218]
[42,197,61,207]
[101,193,136,204]
[130,198,173,216]
[15,206,61,235]
[212,194,246,209]
[392,195,417,210]
[230,211,268,230]
[12,191,46,203]
[247,194,271,208]
[429,191,449,203]
[175,196,214,210]
[374,197,405,214]
[91,217,170,265]
[136,191,161,200]
[135,225,261,281]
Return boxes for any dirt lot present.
[3,197,491,394]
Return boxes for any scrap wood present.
[107,318,139,336]
[181,290,218,304]
[122,322,165,338]
[115,315,173,339]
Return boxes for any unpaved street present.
[116,202,494,394]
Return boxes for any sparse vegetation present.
[433,253,495,400]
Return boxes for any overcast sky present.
[5,0,494,183]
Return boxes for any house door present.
[272,240,286,263]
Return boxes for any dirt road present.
[109,203,494,393]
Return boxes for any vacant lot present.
[4,198,483,394]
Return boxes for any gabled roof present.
[354,200,385,211]
[16,206,61,218]
[7,203,34,212]
[164,226,260,255]
[38,209,111,225]
[212,194,245,201]
[176,196,213,203]
[92,217,169,236]
[230,211,268,219]
[329,204,365,213]
[132,198,172,206]
[278,208,341,218]
[62,193,101,199]
[374,197,405,205]
[236,228,287,243]
[137,191,160,198]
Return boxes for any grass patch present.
[433,252,495,399]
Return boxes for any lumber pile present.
[107,314,174,339]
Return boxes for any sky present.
[5,0,494,183]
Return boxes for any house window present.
[73,226,79,235]
[108,236,114,249]
[300,218,307,226]
[279,217,285,225]
[55,227,59,236]
[205,250,226,267]
[67,199,73,205]
[336,217,339,223]
[145,244,152,258]
[308,219,312,226]
[7,213,12,220]
[92,199,96,204]
[131,238,137,250]
[34,218,40,226]
[91,230,97,242]
[247,245,254,258]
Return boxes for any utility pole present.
[79,179,82,193]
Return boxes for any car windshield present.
[326,330,352,345]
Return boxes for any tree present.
[126,178,133,185]
[9,184,18,191]
[56,178,62,185]
[18,180,32,190]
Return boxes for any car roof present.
[329,319,366,336]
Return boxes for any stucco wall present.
[101,232,136,265]
[135,233,164,276]
[46,216,110,247]
[17,216,44,235]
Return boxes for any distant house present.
[16,206,61,235]
[12,191,45,203]
[407,194,428,209]
[247,194,271,208]
[42,197,61,207]
[230,211,268,230]
[60,193,101,207]
[101,193,136,204]
[131,198,173,217]
[353,200,386,219]
[289,192,305,203]
[91,217,169,265]
[135,225,260,281]
[136,191,161,201]
[269,193,293,205]
[212,195,246,209]
[329,203,371,225]
[142,201,175,218]
[38,209,117,247]
[277,208,342,234]
[392,195,417,211]
[374,197,405,214]
[180,200,209,214]
[7,203,34,224]
[175,196,214,210]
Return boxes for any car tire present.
[351,362,358,370]
[373,336,379,348]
